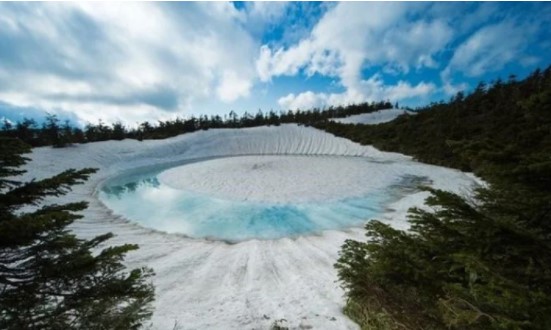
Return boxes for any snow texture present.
[23,124,479,329]
[331,108,416,125]
[159,155,413,203]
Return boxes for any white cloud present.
[1,2,548,121]
[256,42,316,82]
[445,21,528,78]
[438,18,540,96]
[258,2,454,80]
[0,2,258,124]
[442,81,469,96]
[278,76,436,110]
[258,2,450,108]
[216,71,252,102]
[383,80,436,101]
[278,91,328,111]
[240,2,289,35]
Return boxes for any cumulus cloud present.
[278,76,436,111]
[444,21,531,78]
[278,91,327,111]
[0,2,257,124]
[262,2,551,107]
[242,2,332,49]
[259,2,451,108]
[216,71,252,102]
[438,4,551,96]
[0,101,80,126]
[239,2,290,36]
[1,2,549,121]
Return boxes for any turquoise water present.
[99,169,427,242]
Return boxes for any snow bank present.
[331,108,416,125]
[23,124,478,330]
[159,155,409,203]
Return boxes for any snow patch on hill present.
[332,108,416,125]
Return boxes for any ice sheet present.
[158,155,409,203]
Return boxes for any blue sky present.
[0,2,550,126]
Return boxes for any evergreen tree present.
[1,100,395,146]
[336,187,551,329]
[0,137,154,329]
[330,66,551,330]
[15,118,38,145]
[42,114,63,148]
[2,119,13,132]
[60,120,74,147]
[112,122,127,141]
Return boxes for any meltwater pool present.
[98,156,429,242]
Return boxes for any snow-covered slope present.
[332,108,416,124]
[24,124,478,330]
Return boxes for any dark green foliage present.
[0,101,393,147]
[337,188,551,329]
[40,114,69,148]
[316,67,551,179]
[332,66,551,329]
[0,137,154,329]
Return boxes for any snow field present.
[331,108,416,125]
[24,124,479,329]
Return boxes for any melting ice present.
[99,167,429,242]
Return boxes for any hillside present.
[316,68,551,187]
[320,67,551,329]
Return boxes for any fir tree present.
[336,187,551,329]
[42,114,63,148]
[331,66,551,330]
[0,137,155,329]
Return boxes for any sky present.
[0,2,550,126]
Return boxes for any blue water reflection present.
[99,170,427,242]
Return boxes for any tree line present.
[318,66,551,329]
[0,101,394,148]
[0,98,392,328]
[5,61,550,329]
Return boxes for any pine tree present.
[336,187,551,329]
[331,67,551,330]
[0,137,155,329]
[42,114,63,148]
